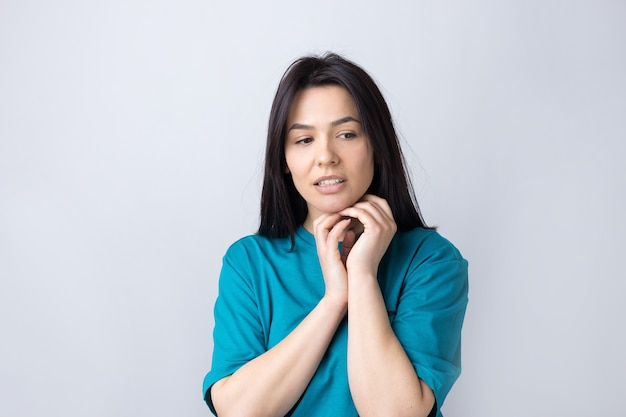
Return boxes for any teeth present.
[317,179,343,186]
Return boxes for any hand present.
[338,195,397,276]
[312,213,353,307]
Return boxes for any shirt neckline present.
[295,224,316,247]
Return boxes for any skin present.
[284,85,375,233]
[211,86,435,417]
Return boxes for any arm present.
[346,271,435,417]
[339,195,435,417]
[211,295,346,417]
[211,220,352,417]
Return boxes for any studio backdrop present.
[1,1,624,416]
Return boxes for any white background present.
[1,1,625,416]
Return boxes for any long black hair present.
[258,52,430,238]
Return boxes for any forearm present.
[347,274,435,417]
[211,296,347,417]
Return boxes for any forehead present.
[287,85,359,124]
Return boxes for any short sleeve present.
[202,243,267,414]
[391,234,469,416]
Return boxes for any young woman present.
[202,53,468,417]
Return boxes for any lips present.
[316,178,345,186]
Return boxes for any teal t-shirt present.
[203,226,468,417]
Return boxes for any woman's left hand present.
[339,194,397,276]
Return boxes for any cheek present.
[283,151,296,175]
[360,150,375,176]
[362,155,375,189]
[284,158,306,187]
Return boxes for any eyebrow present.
[287,116,361,132]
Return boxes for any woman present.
[203,53,468,417]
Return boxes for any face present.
[284,85,375,230]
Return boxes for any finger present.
[359,194,395,220]
[316,214,351,237]
[329,216,352,241]
[312,214,334,247]
[339,202,396,237]
[338,207,373,231]
[339,204,382,229]
[314,214,352,249]
[341,228,356,265]
[352,198,395,227]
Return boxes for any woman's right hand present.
[312,213,352,309]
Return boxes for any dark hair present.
[258,52,430,238]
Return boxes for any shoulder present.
[392,227,466,266]
[390,228,468,301]
[223,233,292,262]
[218,234,291,289]
[389,228,468,275]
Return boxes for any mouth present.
[315,178,346,186]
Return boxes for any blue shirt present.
[203,226,468,417]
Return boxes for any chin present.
[318,198,361,214]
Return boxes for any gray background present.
[1,1,625,416]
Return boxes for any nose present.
[316,138,338,166]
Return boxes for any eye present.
[295,137,313,145]
[338,132,357,139]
